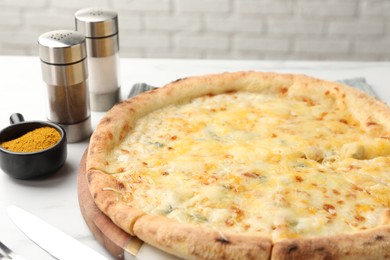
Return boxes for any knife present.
[7,205,108,260]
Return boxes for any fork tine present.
[0,242,11,256]
[0,251,10,260]
[0,241,25,260]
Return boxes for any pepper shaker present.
[38,30,92,143]
[75,7,121,111]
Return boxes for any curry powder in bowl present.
[0,126,61,153]
[0,120,67,179]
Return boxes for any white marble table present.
[0,56,389,259]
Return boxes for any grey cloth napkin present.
[128,83,157,98]
[128,78,377,99]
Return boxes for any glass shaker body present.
[38,30,92,143]
[41,61,89,124]
[75,7,121,112]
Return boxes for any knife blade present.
[7,205,108,260]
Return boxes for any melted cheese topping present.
[105,92,390,241]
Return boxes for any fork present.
[0,241,26,260]
[0,252,9,260]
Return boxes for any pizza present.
[86,71,390,259]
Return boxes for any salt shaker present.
[75,7,121,111]
[38,30,92,143]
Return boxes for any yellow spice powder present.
[0,127,61,153]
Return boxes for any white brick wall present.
[0,0,389,61]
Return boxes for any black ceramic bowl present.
[0,114,67,179]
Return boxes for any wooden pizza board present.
[77,150,143,259]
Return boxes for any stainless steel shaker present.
[75,7,121,112]
[38,30,92,143]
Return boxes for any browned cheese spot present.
[279,87,288,96]
[323,204,337,215]
[242,172,260,178]
[118,182,125,190]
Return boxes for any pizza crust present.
[87,71,390,259]
[133,214,272,260]
[323,80,390,139]
[272,226,390,260]
[87,169,145,236]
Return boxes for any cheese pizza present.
[87,72,390,259]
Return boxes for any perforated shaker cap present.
[38,30,86,65]
[75,7,118,38]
